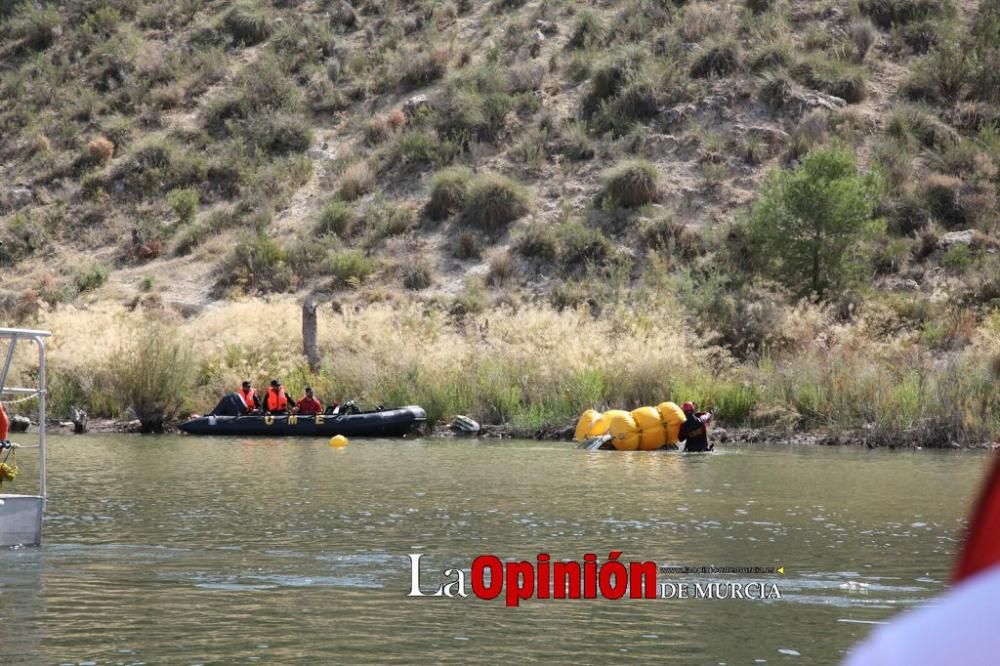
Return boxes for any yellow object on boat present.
[657,401,686,445]
[632,406,666,450]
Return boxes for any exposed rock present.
[9,416,30,433]
[739,124,790,148]
[1,186,33,211]
[939,229,976,247]
[790,90,846,114]
[404,94,430,116]
[662,103,696,125]
[535,20,558,35]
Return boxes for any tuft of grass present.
[222,3,273,46]
[461,173,531,233]
[325,249,376,288]
[859,0,955,30]
[9,3,61,52]
[690,43,740,79]
[601,160,660,208]
[317,200,356,237]
[338,162,375,201]
[74,262,110,294]
[110,325,195,432]
[426,166,472,220]
[402,258,435,290]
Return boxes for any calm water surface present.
[0,435,988,665]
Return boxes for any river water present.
[0,435,988,665]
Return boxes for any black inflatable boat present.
[178,405,427,437]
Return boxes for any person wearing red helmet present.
[679,401,713,452]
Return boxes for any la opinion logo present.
[406,552,782,606]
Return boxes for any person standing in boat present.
[679,401,713,452]
[295,387,323,415]
[238,380,261,414]
[262,380,296,415]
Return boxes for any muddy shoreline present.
[18,417,994,450]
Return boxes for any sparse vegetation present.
[601,160,659,208]
[461,173,531,233]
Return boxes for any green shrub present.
[746,146,884,297]
[383,130,457,169]
[325,249,376,287]
[368,202,417,243]
[74,262,110,293]
[601,160,660,208]
[426,166,472,220]
[222,3,273,46]
[317,200,356,237]
[793,57,868,103]
[402,258,434,290]
[941,243,973,271]
[398,48,449,90]
[690,44,740,78]
[758,70,794,111]
[902,44,973,103]
[567,11,604,49]
[922,173,968,228]
[167,188,199,224]
[559,219,611,266]
[449,230,481,259]
[452,277,487,314]
[435,89,513,146]
[242,113,313,155]
[859,0,955,29]
[745,0,773,15]
[109,325,195,432]
[461,173,531,232]
[222,233,292,293]
[1,213,45,262]
[516,221,560,260]
[10,3,61,51]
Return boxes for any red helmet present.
[681,401,696,412]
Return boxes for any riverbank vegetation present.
[2,296,995,445]
[2,0,1000,445]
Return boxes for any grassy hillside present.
[2,0,1000,442]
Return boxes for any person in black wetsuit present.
[679,401,713,452]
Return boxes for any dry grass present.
[87,136,115,163]
[338,161,375,201]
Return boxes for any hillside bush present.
[325,249,376,287]
[601,160,660,208]
[461,173,531,232]
[859,0,955,29]
[426,166,472,220]
[222,3,273,46]
[317,200,356,236]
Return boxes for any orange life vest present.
[264,387,288,412]
[238,388,257,410]
[0,402,8,441]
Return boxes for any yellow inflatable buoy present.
[329,435,349,448]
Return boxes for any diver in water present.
[679,401,713,452]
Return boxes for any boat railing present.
[0,326,52,547]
